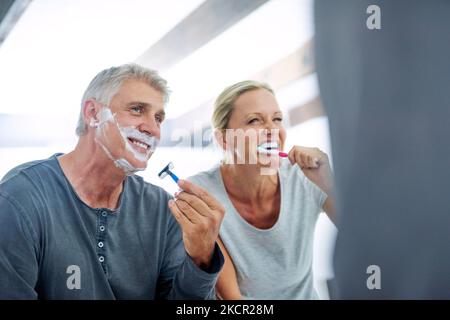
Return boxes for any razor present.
[157,162,179,183]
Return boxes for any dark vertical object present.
[315,0,450,298]
[0,0,32,47]
[0,0,16,20]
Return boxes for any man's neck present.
[58,137,126,210]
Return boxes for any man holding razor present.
[0,63,224,299]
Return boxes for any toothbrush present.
[257,147,288,158]
[158,162,179,183]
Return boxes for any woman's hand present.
[288,146,336,223]
[287,146,333,197]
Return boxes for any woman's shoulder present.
[280,159,305,183]
[186,163,222,189]
[280,160,327,208]
[280,160,311,189]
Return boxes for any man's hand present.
[168,179,225,270]
[288,146,333,196]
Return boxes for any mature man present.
[0,64,225,299]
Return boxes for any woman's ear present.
[214,128,227,151]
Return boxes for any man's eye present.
[248,118,259,124]
[274,117,283,122]
[155,114,163,123]
[131,105,144,114]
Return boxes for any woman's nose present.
[263,121,280,133]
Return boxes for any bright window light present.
[0,0,205,117]
[162,0,314,119]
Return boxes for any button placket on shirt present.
[97,210,108,274]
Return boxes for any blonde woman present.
[188,81,335,299]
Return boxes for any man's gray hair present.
[76,63,170,136]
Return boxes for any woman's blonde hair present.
[212,80,274,131]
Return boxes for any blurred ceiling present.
[0,0,31,46]
[0,0,321,148]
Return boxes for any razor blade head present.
[158,171,168,179]
[158,162,175,179]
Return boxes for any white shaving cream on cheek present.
[94,107,158,175]
[97,107,115,125]
[119,126,159,163]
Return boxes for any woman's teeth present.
[258,142,279,150]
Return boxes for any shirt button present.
[98,241,104,248]
[99,256,105,263]
[101,211,107,217]
[99,226,105,232]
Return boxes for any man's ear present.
[83,100,100,128]
[214,129,227,151]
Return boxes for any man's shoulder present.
[0,154,62,228]
[0,154,61,193]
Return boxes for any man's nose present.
[139,117,160,139]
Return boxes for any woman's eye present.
[274,117,283,122]
[248,118,259,124]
